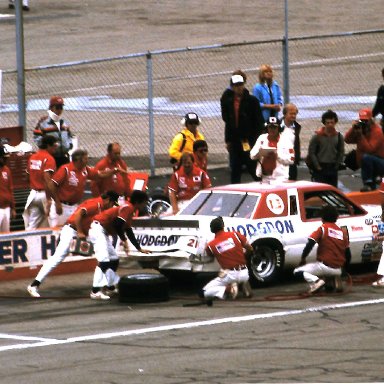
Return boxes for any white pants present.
[377,248,384,276]
[89,221,119,288]
[0,207,11,232]
[35,224,77,284]
[294,261,341,283]
[49,201,78,228]
[203,268,249,299]
[23,190,49,230]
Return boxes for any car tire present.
[118,273,169,303]
[147,194,171,217]
[248,243,284,286]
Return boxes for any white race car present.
[128,181,381,284]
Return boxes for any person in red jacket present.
[23,135,58,230]
[27,191,119,298]
[168,152,211,214]
[0,147,16,232]
[294,205,350,294]
[344,108,384,191]
[200,216,254,302]
[90,142,131,202]
[88,190,151,300]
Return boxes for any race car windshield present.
[180,192,259,218]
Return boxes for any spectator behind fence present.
[344,108,384,191]
[168,112,205,170]
[33,95,73,168]
[220,70,264,184]
[193,140,209,171]
[306,110,344,188]
[250,117,294,183]
[372,67,384,132]
[252,64,283,122]
[23,136,58,230]
[280,103,301,181]
[90,142,131,203]
[168,152,211,215]
[0,147,16,232]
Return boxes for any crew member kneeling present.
[200,216,254,301]
[293,205,350,294]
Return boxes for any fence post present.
[146,52,156,176]
[15,0,27,138]
[282,0,290,104]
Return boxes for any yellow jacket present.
[168,128,205,162]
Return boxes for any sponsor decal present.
[266,193,284,215]
[226,219,294,237]
[351,226,363,231]
[136,234,180,247]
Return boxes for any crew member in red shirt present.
[200,216,254,301]
[27,191,119,298]
[0,147,16,232]
[23,135,58,230]
[90,142,131,202]
[49,148,120,227]
[88,190,151,300]
[294,205,350,293]
[168,152,211,214]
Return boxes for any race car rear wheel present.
[147,195,171,217]
[118,273,169,303]
[249,243,284,285]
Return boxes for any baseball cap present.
[358,108,372,120]
[184,112,200,125]
[49,95,64,107]
[231,74,245,85]
[265,116,280,129]
[103,190,120,206]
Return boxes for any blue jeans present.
[361,154,384,188]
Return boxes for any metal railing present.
[1,29,383,175]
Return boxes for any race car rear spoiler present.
[132,218,200,229]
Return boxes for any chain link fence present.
[1,30,383,175]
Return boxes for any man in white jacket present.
[250,117,295,183]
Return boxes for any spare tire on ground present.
[118,273,169,303]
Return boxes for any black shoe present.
[9,3,15,9]
[22,5,29,11]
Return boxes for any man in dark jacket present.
[220,70,264,184]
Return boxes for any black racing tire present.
[118,273,169,303]
[147,194,171,217]
[248,243,284,286]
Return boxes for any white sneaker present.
[104,287,119,296]
[241,281,253,298]
[372,278,384,287]
[27,285,40,298]
[308,279,325,294]
[90,291,110,300]
[229,283,238,299]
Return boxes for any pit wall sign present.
[0,229,83,269]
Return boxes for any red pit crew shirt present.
[27,149,56,191]
[52,163,98,204]
[168,165,211,201]
[66,197,103,235]
[206,230,248,270]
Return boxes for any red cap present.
[49,95,64,107]
[358,108,372,120]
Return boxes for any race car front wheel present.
[249,243,284,285]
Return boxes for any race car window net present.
[180,191,259,218]
[303,190,365,220]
